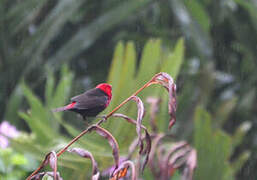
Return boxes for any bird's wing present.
[71,89,108,110]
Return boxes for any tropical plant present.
[10,39,185,179]
[10,38,250,180]
[193,107,250,180]
[1,0,257,178]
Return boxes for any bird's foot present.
[96,115,107,122]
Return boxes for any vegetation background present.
[0,0,256,179]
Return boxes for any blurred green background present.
[0,0,256,179]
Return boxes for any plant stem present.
[105,78,155,118]
[57,77,155,157]
[27,74,159,180]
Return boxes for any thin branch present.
[26,72,173,180]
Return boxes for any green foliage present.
[18,65,73,144]
[12,39,184,179]
[0,148,36,180]
[194,107,249,180]
[106,38,184,142]
[0,0,152,119]
[14,65,98,179]
[5,85,23,126]
[184,0,211,33]
[1,0,256,177]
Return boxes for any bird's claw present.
[97,115,107,122]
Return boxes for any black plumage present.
[52,83,112,120]
[70,88,109,119]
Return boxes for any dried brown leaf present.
[182,149,197,180]
[110,160,136,180]
[151,72,177,129]
[129,96,145,153]
[30,151,58,180]
[88,125,120,174]
[68,148,99,179]
[146,97,161,132]
[112,113,151,171]
[141,130,151,171]
[112,113,147,130]
[148,133,165,176]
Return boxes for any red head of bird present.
[96,83,112,100]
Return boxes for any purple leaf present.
[48,151,58,175]
[151,72,177,129]
[29,151,59,180]
[68,148,99,179]
[164,141,188,165]
[148,135,197,180]
[162,141,195,179]
[129,96,145,153]
[112,113,147,130]
[146,97,161,132]
[128,136,139,158]
[110,160,136,180]
[148,133,165,177]
[141,130,151,172]
[102,157,128,177]
[182,149,197,180]
[167,145,191,168]
[111,113,151,171]
[88,125,120,174]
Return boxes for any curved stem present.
[105,78,155,118]
[27,74,160,180]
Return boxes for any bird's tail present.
[52,106,68,112]
[52,102,76,113]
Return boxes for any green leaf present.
[47,0,151,68]
[194,107,234,180]
[161,38,185,79]
[106,41,136,136]
[11,154,28,165]
[45,68,55,108]
[214,97,238,127]
[107,41,125,90]
[231,151,250,174]
[6,0,47,35]
[4,84,23,125]
[51,65,73,108]
[184,0,211,32]
[136,39,161,88]
[22,0,85,74]
[20,83,57,143]
[18,112,52,144]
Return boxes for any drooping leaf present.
[29,151,59,180]
[146,97,161,132]
[68,148,99,179]
[89,125,120,173]
[110,160,136,180]
[151,72,177,129]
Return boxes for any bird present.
[52,83,112,120]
